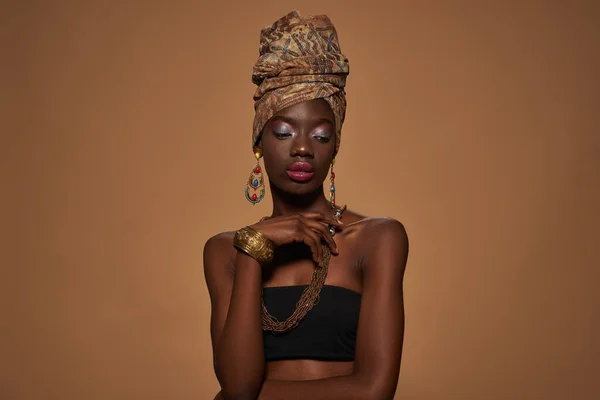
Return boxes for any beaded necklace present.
[260,205,346,333]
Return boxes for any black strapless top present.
[262,284,361,361]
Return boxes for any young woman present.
[204,10,409,400]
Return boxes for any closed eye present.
[273,131,292,139]
[314,134,331,143]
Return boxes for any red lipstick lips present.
[286,162,314,182]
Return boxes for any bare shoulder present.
[343,209,408,243]
[360,216,408,253]
[342,211,409,271]
[204,231,235,256]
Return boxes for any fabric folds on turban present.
[252,10,349,155]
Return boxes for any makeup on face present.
[260,99,337,189]
[286,161,314,182]
[270,117,334,142]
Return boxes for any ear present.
[331,135,339,158]
[253,134,263,156]
[253,143,262,157]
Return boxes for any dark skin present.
[204,99,409,400]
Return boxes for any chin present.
[288,183,319,195]
[275,178,322,196]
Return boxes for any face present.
[257,99,336,196]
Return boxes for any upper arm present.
[353,218,409,398]
[203,232,236,364]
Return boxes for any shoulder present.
[361,217,408,253]
[203,231,237,276]
[203,231,235,255]
[346,214,409,272]
[360,216,407,236]
[343,211,408,245]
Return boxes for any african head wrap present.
[252,10,349,155]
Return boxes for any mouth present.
[286,162,314,182]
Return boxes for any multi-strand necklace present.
[260,205,346,333]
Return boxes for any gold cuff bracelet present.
[233,226,274,264]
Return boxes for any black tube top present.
[262,284,361,361]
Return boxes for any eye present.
[313,132,332,143]
[273,131,292,139]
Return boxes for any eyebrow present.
[270,115,335,127]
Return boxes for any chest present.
[262,284,361,362]
[261,231,363,293]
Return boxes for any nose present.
[290,133,314,158]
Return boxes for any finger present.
[295,215,326,262]
[294,221,322,265]
[301,229,323,266]
[306,228,324,266]
[298,211,325,220]
[313,226,338,254]
[295,215,338,257]
[300,212,343,226]
[305,220,338,254]
[327,218,343,227]
[292,231,313,261]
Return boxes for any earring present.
[329,158,336,209]
[245,152,265,205]
[328,158,347,236]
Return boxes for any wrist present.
[233,226,275,264]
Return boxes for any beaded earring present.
[328,158,346,236]
[245,152,265,205]
[329,158,337,209]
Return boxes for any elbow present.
[217,373,262,400]
[363,386,397,400]
[220,388,259,400]
[217,378,262,400]
[219,380,262,400]
[215,360,264,400]
[368,389,397,400]
[354,372,398,400]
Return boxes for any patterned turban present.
[252,10,350,155]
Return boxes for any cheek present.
[318,146,336,169]
[319,161,333,179]
[262,136,292,163]
[262,152,286,178]
[261,133,287,155]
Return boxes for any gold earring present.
[245,152,265,205]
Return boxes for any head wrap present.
[252,10,349,155]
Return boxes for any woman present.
[204,10,409,400]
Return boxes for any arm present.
[203,214,365,399]
[204,214,339,400]
[204,233,265,400]
[257,218,409,400]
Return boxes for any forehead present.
[273,99,334,122]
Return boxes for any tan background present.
[2,1,599,399]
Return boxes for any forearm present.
[257,374,386,400]
[215,252,265,399]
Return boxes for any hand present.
[249,212,342,266]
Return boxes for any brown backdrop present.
[3,1,599,399]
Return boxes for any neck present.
[269,183,334,218]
